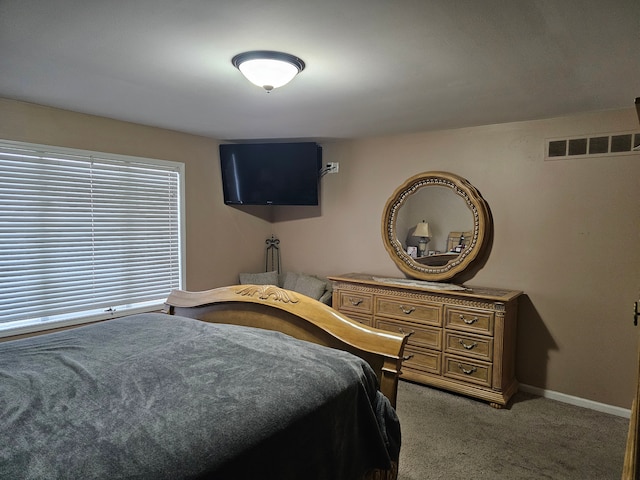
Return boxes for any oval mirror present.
[381,171,492,282]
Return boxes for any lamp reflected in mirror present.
[413,221,431,257]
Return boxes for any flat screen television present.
[219,142,322,205]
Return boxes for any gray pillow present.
[292,274,327,300]
[282,272,299,290]
[239,270,279,285]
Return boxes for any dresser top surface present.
[328,273,523,303]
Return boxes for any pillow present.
[239,270,279,285]
[282,272,299,290]
[291,273,327,300]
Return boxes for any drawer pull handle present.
[459,339,478,350]
[400,305,415,314]
[349,297,363,306]
[403,354,414,361]
[458,363,477,375]
[459,314,478,324]
[398,328,415,337]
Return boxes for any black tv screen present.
[219,142,322,206]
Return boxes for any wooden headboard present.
[164,284,408,407]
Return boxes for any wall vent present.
[545,131,640,160]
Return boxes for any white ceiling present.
[1,0,638,142]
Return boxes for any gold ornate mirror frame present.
[381,171,492,282]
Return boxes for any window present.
[0,140,184,336]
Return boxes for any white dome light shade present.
[238,59,298,89]
[232,51,305,92]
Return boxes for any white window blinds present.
[0,140,184,334]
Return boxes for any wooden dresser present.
[329,273,522,408]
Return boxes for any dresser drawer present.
[443,355,492,387]
[444,306,494,335]
[376,297,441,326]
[444,331,493,362]
[337,291,373,315]
[376,318,442,350]
[402,345,441,375]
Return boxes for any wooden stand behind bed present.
[164,284,409,408]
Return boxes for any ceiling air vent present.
[545,131,640,160]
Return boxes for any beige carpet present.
[395,380,629,480]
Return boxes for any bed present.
[0,284,408,480]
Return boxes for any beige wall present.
[275,108,640,409]
[0,98,273,290]
[2,97,639,409]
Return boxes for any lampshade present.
[413,221,432,238]
[232,51,305,92]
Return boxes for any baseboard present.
[520,383,631,419]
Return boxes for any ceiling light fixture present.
[232,51,305,93]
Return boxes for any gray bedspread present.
[0,313,400,479]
